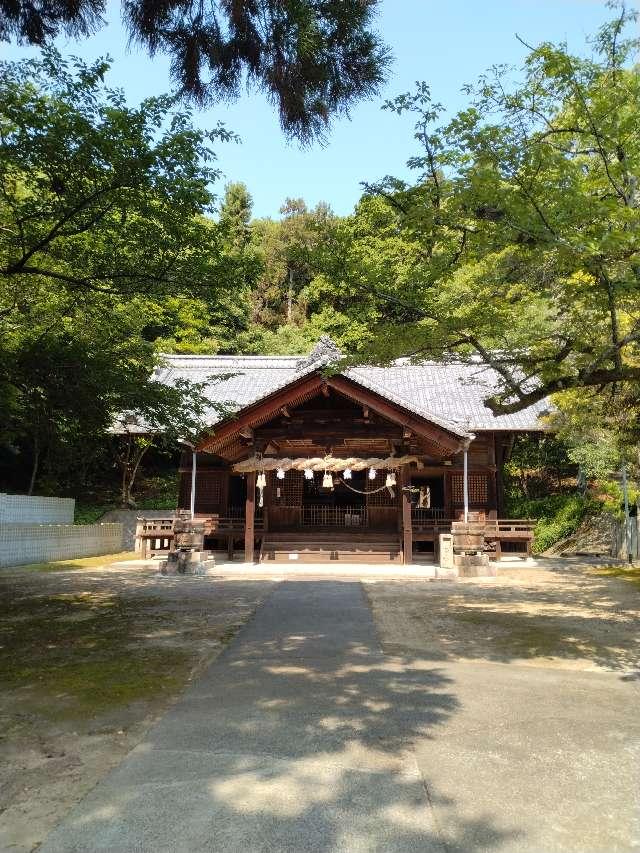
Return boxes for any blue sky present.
[4,0,615,218]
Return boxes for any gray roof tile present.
[152,352,549,434]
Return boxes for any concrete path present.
[40,580,640,853]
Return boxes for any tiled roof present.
[150,346,550,435]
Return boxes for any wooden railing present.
[484,519,536,538]
[412,507,446,522]
[301,505,368,528]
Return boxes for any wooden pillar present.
[494,436,505,517]
[244,471,256,563]
[400,466,412,564]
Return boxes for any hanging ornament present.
[322,471,333,489]
[369,467,377,480]
[343,467,352,480]
[276,467,285,480]
[256,471,266,508]
[419,486,431,509]
[304,468,314,480]
[385,471,397,488]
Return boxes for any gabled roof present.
[151,339,549,435]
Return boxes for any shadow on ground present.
[39,580,521,852]
[366,560,640,674]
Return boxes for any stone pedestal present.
[159,550,216,576]
[454,552,496,577]
[439,531,496,578]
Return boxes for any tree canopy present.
[0,50,239,301]
[355,5,640,416]
[2,7,639,501]
[0,0,390,143]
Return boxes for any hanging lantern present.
[322,471,333,489]
[304,468,314,480]
[369,467,377,480]
[276,467,285,480]
[343,467,352,480]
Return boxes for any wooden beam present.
[244,471,256,563]
[254,426,402,441]
[400,465,413,564]
[197,375,324,452]
[326,375,464,454]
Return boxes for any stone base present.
[434,566,458,580]
[453,552,497,577]
[159,552,216,576]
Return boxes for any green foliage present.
[136,474,179,510]
[506,494,596,554]
[0,49,235,300]
[504,434,575,499]
[74,504,112,525]
[355,6,640,416]
[0,1,390,143]
[594,479,639,518]
[0,54,234,497]
[3,9,639,511]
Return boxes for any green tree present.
[0,52,241,496]
[0,50,236,301]
[361,5,640,415]
[220,182,253,250]
[0,1,390,143]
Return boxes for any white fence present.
[0,493,75,524]
[0,523,123,568]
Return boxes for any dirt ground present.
[0,558,272,852]
[365,560,640,673]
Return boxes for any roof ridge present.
[157,352,298,358]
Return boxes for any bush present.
[506,494,597,554]
[74,504,113,525]
[135,474,178,510]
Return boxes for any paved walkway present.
[41,580,639,853]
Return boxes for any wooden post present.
[244,471,256,563]
[400,466,412,564]
[494,435,505,517]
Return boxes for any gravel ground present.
[0,561,273,852]
[364,559,640,672]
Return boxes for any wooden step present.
[264,531,397,541]
[260,534,403,564]
[261,549,403,564]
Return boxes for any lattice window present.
[366,471,398,507]
[269,470,303,505]
[451,474,488,505]
[195,471,224,512]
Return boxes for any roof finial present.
[297,335,342,372]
